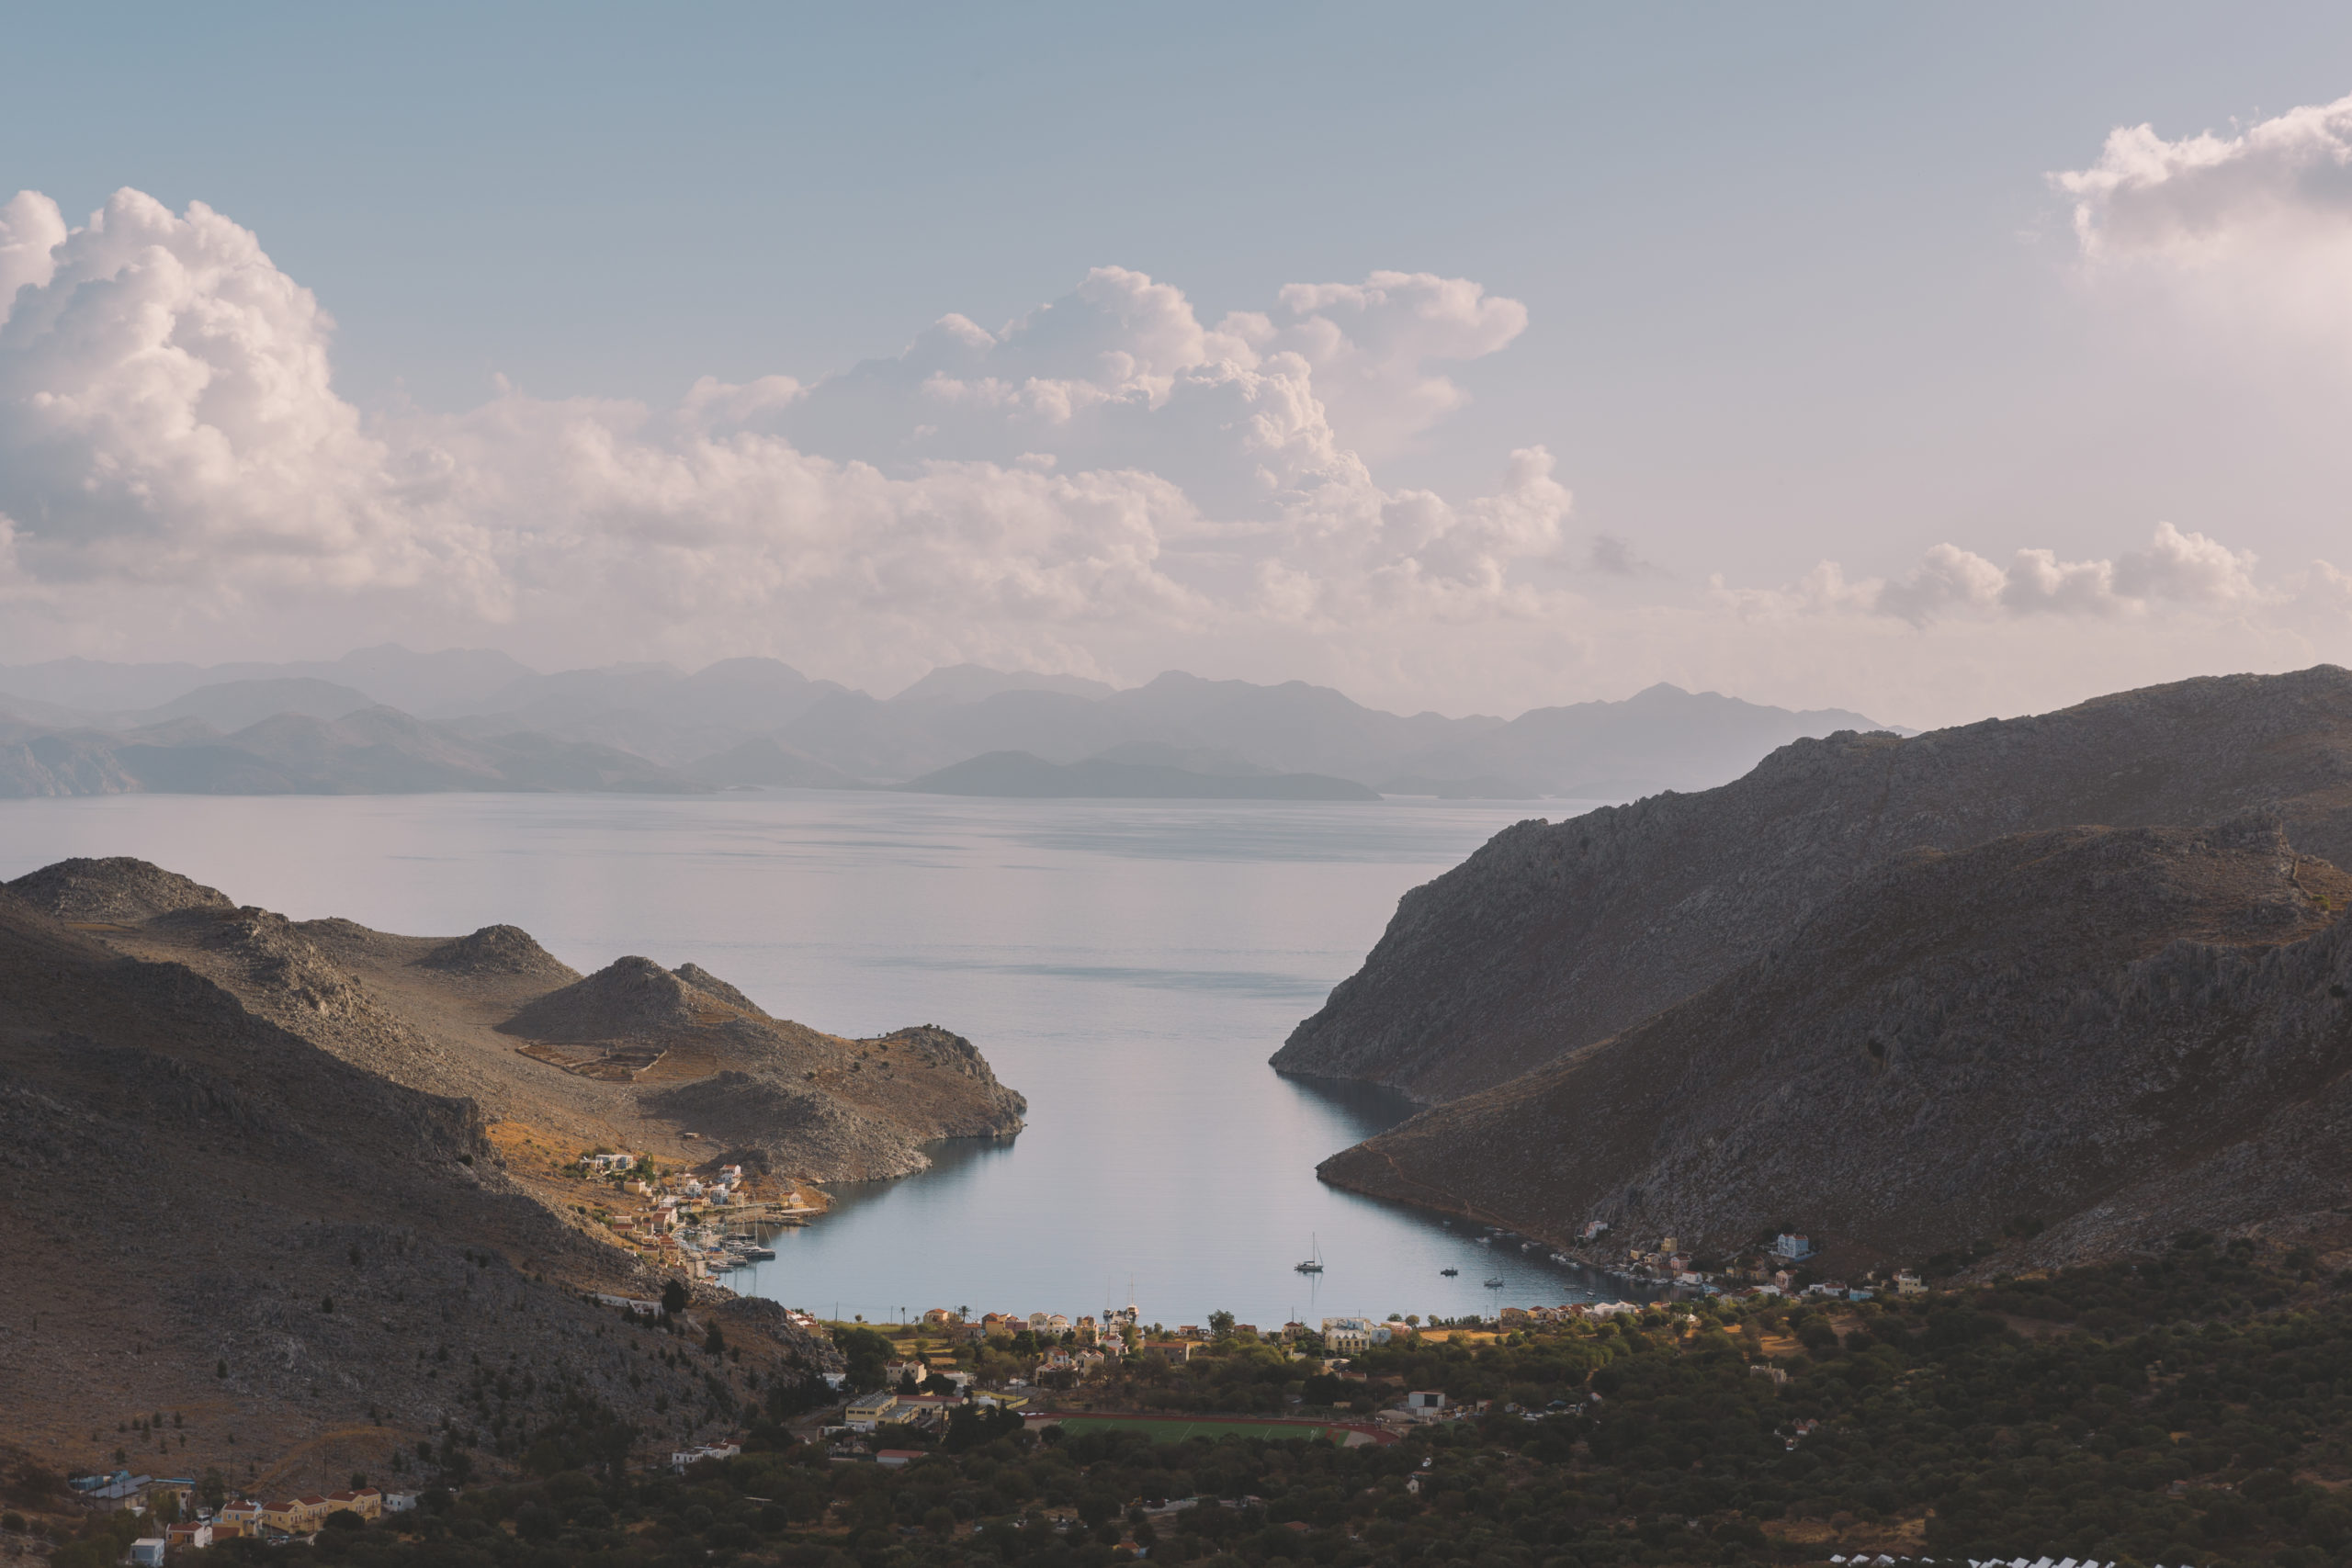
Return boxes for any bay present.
[0,790,1645,1328]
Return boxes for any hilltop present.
[1276,664,2352,1101]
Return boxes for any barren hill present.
[0,872,846,1491]
[0,856,1022,1483]
[5,858,1024,1188]
[1317,816,2352,1271]
[1275,664,2352,1101]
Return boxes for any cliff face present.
[1274,664,2352,1102]
[1316,817,2352,1269]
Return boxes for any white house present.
[1771,1233,1815,1260]
[671,1442,741,1473]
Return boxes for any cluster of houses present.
[577,1153,818,1280]
[1560,1225,1928,1303]
[910,1304,1442,1376]
[70,1472,414,1555]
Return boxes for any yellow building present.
[324,1487,382,1519]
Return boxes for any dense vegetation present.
[124,1236,2352,1566]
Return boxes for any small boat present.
[1294,1234,1325,1274]
[1483,1277,1505,1289]
[1474,1235,1493,1247]
[741,1246,775,1261]
[1440,1267,1459,1278]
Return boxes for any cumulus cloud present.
[2056,93,2352,347]
[0,188,1559,681]
[0,191,66,315]
[0,188,448,597]
[1713,523,2308,629]
[0,186,2342,725]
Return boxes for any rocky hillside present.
[6,857,1024,1187]
[1317,816,2352,1270]
[0,873,845,1490]
[1276,664,2352,1101]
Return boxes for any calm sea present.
[0,790,1645,1327]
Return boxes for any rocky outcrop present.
[503,960,1026,1180]
[418,923,580,981]
[6,855,232,923]
[673,962,767,1015]
[498,955,728,1042]
[1317,817,2352,1269]
[1276,664,2352,1101]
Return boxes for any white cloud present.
[0,191,66,319]
[0,186,2343,729]
[0,188,1559,683]
[0,188,435,595]
[1717,523,2287,628]
[1247,270,1529,459]
[2056,93,2352,350]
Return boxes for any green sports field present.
[1051,1416,1335,1444]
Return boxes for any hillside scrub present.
[171,1237,2352,1566]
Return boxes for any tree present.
[198,1469,226,1513]
[704,1320,727,1356]
[662,1279,690,1316]
[1209,1310,1236,1339]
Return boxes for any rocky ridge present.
[1275,664,2352,1102]
[4,858,1024,1188]
[1317,816,2352,1270]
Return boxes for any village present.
[53,1293,1657,1557]
[564,1149,820,1281]
[47,1175,1927,1560]
[1541,1221,1928,1303]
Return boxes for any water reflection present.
[1282,1074,1427,1140]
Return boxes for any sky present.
[6,3,2352,728]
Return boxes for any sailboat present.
[1294,1235,1325,1273]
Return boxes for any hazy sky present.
[6,3,2352,728]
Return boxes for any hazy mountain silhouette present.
[0,648,1900,799]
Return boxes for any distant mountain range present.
[894,750,1380,800]
[0,645,1900,801]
